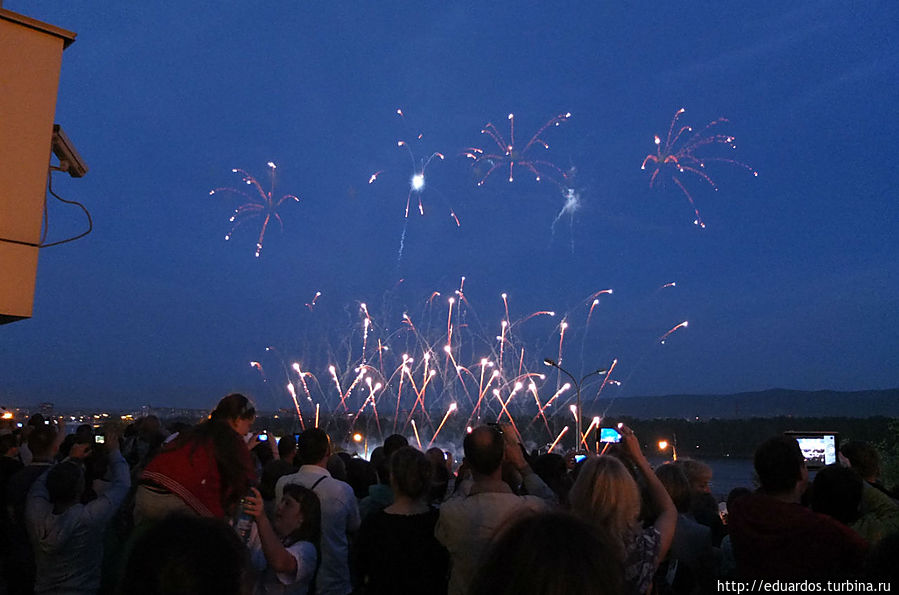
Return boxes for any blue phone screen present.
[599,428,621,443]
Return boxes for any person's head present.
[810,464,863,526]
[468,512,622,595]
[383,433,409,458]
[840,441,881,482]
[46,460,86,508]
[723,487,752,526]
[327,453,348,481]
[376,434,410,483]
[754,436,807,496]
[345,457,377,499]
[463,425,505,476]
[678,458,713,494]
[26,413,45,428]
[656,461,692,513]
[426,446,446,468]
[726,486,752,510]
[211,393,256,436]
[73,424,94,442]
[0,433,18,457]
[531,452,566,483]
[569,455,641,541]
[426,447,451,503]
[277,435,297,462]
[297,428,331,466]
[369,446,387,483]
[532,452,572,505]
[138,415,162,439]
[390,446,433,500]
[28,424,58,460]
[276,484,322,547]
[251,440,274,466]
[117,515,251,595]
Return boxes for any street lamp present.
[543,358,607,451]
[658,434,678,461]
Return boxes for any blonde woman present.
[569,424,677,595]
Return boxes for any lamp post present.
[658,434,678,461]
[543,358,607,451]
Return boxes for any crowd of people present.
[2,393,898,594]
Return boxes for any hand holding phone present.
[498,423,527,469]
[617,424,645,464]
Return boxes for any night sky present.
[3,2,897,415]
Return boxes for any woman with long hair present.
[353,445,449,594]
[244,483,321,595]
[136,393,258,522]
[569,424,677,595]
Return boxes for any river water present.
[648,456,756,501]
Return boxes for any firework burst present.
[210,162,300,257]
[464,112,572,188]
[370,109,458,266]
[641,109,757,228]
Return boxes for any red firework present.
[641,108,757,228]
[464,112,571,187]
[210,162,299,257]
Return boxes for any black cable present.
[0,169,92,249]
[0,236,41,247]
[39,170,93,248]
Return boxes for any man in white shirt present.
[435,424,556,595]
[275,428,360,595]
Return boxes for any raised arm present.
[501,423,556,504]
[84,424,131,523]
[619,424,678,564]
[244,487,297,575]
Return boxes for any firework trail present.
[428,403,457,448]
[659,321,689,344]
[548,426,569,453]
[305,291,322,311]
[251,281,693,451]
[250,361,266,381]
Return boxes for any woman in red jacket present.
[136,393,258,522]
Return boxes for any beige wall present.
[0,10,74,323]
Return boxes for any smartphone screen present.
[795,434,837,467]
[574,454,587,463]
[94,435,105,444]
[599,427,621,443]
[257,433,268,442]
[785,431,839,469]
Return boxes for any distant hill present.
[599,388,899,419]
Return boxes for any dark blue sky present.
[3,2,897,414]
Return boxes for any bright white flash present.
[411,173,425,191]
